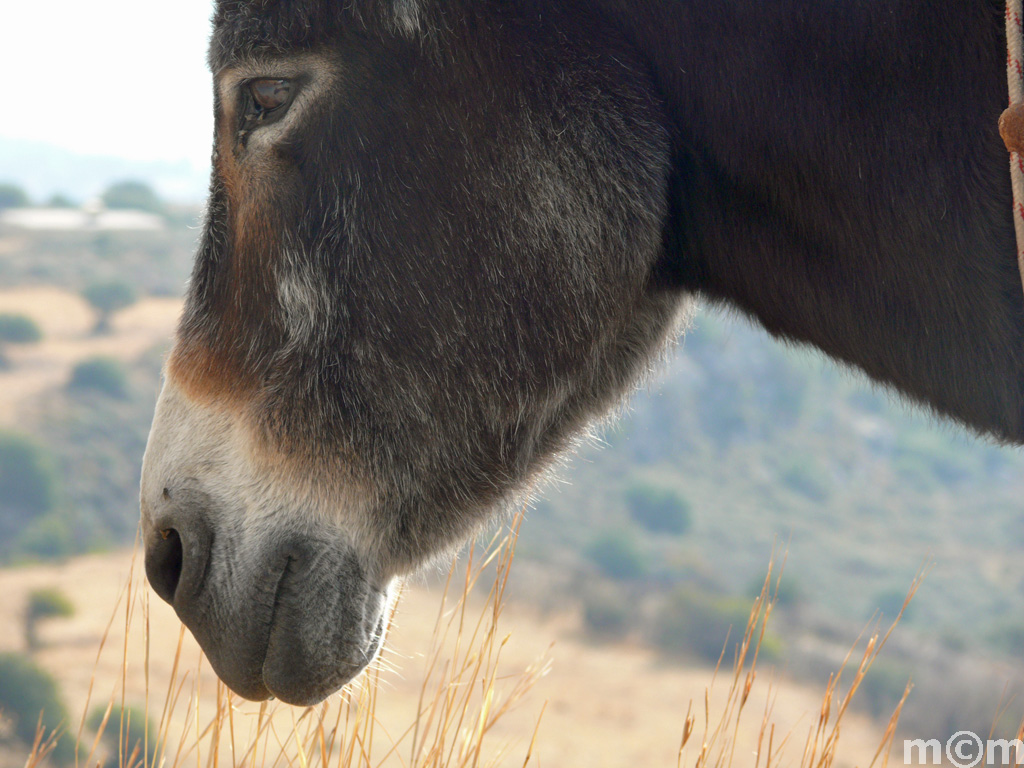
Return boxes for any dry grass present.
[25,518,549,768]
[16,530,932,768]
[0,284,939,766]
[675,555,921,768]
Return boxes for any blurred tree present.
[624,481,692,535]
[581,584,632,639]
[987,618,1024,657]
[81,280,136,334]
[68,357,129,399]
[101,180,164,214]
[746,574,802,610]
[873,586,914,622]
[46,193,76,208]
[24,588,74,652]
[87,703,156,765]
[779,456,831,503]
[0,653,75,765]
[756,352,809,428]
[0,182,29,209]
[586,530,646,580]
[0,313,43,370]
[859,658,914,719]
[0,432,59,556]
[653,587,782,664]
[14,513,75,562]
[0,314,42,344]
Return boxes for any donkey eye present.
[250,79,293,111]
[238,79,296,145]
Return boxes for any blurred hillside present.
[523,309,1024,638]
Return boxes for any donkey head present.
[141,0,686,705]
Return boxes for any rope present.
[1004,0,1024,295]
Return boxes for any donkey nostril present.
[146,528,184,604]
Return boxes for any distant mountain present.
[0,138,210,205]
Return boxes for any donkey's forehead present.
[209,0,425,70]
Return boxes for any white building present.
[0,202,165,232]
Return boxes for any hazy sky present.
[6,0,216,164]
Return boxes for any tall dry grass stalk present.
[25,515,548,768]
[22,527,933,768]
[676,555,923,768]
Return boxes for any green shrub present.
[46,193,75,208]
[101,180,164,214]
[68,357,128,398]
[25,588,74,651]
[653,587,783,665]
[13,513,75,562]
[746,575,802,610]
[0,183,29,210]
[87,702,156,765]
[27,588,74,621]
[624,481,692,535]
[859,658,913,719]
[81,280,137,333]
[986,618,1024,657]
[0,653,74,765]
[585,530,646,580]
[0,432,59,554]
[0,313,42,344]
[582,587,632,640]
[872,587,914,622]
[0,432,56,514]
[779,458,830,503]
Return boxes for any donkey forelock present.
[209,0,428,69]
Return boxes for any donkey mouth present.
[257,545,388,706]
[263,611,387,705]
[161,536,388,707]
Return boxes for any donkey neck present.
[591,0,1024,442]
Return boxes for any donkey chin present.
[140,380,395,706]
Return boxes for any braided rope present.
[1005,0,1024,293]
